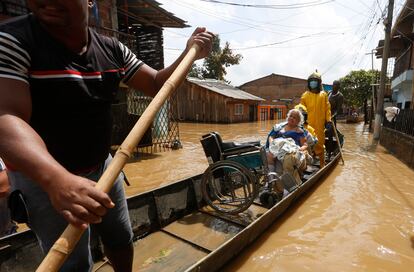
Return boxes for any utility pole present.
[373,0,394,141]
[365,49,377,130]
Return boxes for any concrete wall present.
[380,127,414,169]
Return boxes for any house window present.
[235,104,244,115]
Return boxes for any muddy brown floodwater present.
[123,121,414,271]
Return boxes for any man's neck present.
[43,24,89,54]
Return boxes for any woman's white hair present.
[286,109,304,126]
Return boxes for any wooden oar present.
[36,44,201,272]
[331,122,345,165]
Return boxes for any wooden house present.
[176,78,265,123]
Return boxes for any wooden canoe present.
[0,152,340,272]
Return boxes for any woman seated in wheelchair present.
[265,108,313,196]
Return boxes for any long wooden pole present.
[332,122,345,165]
[36,44,201,272]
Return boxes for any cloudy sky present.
[156,0,406,86]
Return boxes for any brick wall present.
[240,74,307,105]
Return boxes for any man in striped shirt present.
[0,1,214,271]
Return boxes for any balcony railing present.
[393,45,412,80]
[383,108,414,137]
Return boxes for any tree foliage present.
[339,70,380,108]
[188,35,242,82]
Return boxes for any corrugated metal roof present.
[187,78,265,101]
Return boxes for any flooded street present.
[124,121,414,271]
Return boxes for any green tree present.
[187,63,204,79]
[188,35,242,81]
[339,69,380,123]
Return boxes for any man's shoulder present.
[0,14,32,33]
[0,14,34,47]
[90,28,120,50]
[301,90,311,98]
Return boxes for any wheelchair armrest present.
[221,141,261,151]
[222,145,260,157]
[238,141,261,147]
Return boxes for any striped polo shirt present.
[0,14,143,171]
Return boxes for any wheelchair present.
[200,132,298,215]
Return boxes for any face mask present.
[309,80,319,89]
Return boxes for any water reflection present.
[124,121,414,271]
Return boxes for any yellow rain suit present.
[304,123,316,138]
[300,91,331,158]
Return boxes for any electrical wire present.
[199,0,335,10]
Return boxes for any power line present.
[376,0,384,15]
[334,0,373,18]
[356,0,375,11]
[199,0,335,9]
[169,0,312,36]
[231,32,344,50]
[321,1,380,75]
[165,32,345,51]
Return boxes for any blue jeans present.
[9,154,133,272]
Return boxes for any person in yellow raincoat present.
[300,71,332,167]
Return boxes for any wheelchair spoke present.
[201,160,258,215]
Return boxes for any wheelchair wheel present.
[201,160,258,215]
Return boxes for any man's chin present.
[36,11,68,28]
[44,17,67,26]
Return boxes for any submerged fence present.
[95,26,181,154]
[383,109,414,137]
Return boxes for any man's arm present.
[325,93,332,122]
[337,93,344,115]
[125,27,214,96]
[0,78,114,229]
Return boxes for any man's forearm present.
[154,49,189,90]
[0,115,67,191]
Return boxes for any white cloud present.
[158,0,397,85]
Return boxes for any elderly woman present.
[266,109,308,166]
[266,109,309,192]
